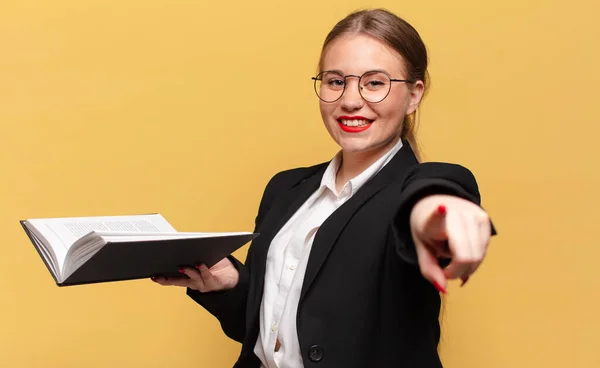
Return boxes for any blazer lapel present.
[248,164,327,316]
[299,142,419,302]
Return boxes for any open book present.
[20,213,258,286]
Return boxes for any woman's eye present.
[327,79,344,87]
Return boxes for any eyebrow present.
[321,69,344,75]
[321,69,391,76]
[369,69,392,75]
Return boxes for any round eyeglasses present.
[312,70,415,103]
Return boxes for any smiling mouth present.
[337,118,374,133]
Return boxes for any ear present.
[406,80,425,116]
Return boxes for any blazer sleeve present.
[390,162,498,265]
[185,171,284,342]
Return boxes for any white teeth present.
[340,119,370,126]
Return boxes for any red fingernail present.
[433,281,447,294]
[178,268,185,273]
[437,205,446,215]
[150,277,156,281]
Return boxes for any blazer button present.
[308,345,323,362]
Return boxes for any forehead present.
[321,34,406,76]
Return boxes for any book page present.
[25,214,176,273]
[29,230,60,279]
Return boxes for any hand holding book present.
[152,258,239,292]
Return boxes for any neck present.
[335,136,400,192]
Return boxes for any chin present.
[337,139,373,153]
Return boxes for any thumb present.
[414,237,448,294]
[196,264,218,288]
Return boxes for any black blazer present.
[187,142,496,368]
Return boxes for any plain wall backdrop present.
[1,0,598,367]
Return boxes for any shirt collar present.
[320,138,404,198]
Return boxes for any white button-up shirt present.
[254,139,404,368]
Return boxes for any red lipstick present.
[337,116,374,133]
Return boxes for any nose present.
[340,78,364,111]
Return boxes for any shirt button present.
[289,264,297,270]
[271,323,278,332]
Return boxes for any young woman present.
[154,8,497,368]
